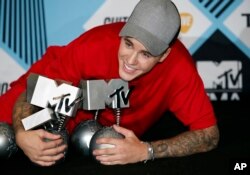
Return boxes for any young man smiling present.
[0,0,219,166]
[118,37,170,81]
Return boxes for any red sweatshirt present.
[0,22,216,137]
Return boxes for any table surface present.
[1,148,245,175]
[1,102,250,175]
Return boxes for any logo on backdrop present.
[197,61,242,101]
[180,13,193,33]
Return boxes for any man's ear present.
[159,48,171,62]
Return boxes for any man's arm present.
[12,91,67,166]
[92,124,219,165]
[152,124,219,158]
[12,90,37,133]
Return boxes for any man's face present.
[118,37,167,81]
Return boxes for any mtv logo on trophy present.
[22,73,82,131]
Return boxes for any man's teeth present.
[125,64,135,71]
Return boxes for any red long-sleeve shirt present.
[0,22,216,137]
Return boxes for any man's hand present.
[16,129,67,166]
[92,124,219,165]
[92,125,148,165]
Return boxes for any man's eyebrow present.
[124,37,133,44]
[141,50,153,57]
[124,37,153,56]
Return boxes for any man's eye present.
[142,52,150,58]
[125,41,132,47]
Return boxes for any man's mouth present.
[124,63,136,73]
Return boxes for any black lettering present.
[242,13,250,27]
[64,96,83,112]
[0,82,9,95]
[217,69,233,89]
[121,86,134,105]
[104,17,111,24]
[215,69,242,89]
[56,94,70,112]
[109,86,124,108]
[103,16,129,24]
[229,69,242,86]
[109,86,133,108]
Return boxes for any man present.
[0,0,219,166]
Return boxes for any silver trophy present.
[0,122,18,159]
[71,80,107,156]
[22,73,82,165]
[72,79,133,158]
[89,79,133,161]
[71,110,102,156]
[23,73,82,131]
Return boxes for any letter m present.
[27,73,81,116]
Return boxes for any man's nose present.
[127,52,138,65]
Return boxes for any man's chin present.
[120,76,133,82]
[119,72,135,82]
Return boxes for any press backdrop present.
[1,0,249,104]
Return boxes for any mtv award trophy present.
[88,79,133,161]
[71,80,106,156]
[21,73,82,165]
